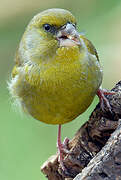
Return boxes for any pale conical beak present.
[56,23,81,47]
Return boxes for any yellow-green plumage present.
[9,8,102,125]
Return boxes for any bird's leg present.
[57,124,66,170]
[57,125,70,171]
[97,88,115,111]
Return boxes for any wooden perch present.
[74,119,121,180]
[41,81,121,180]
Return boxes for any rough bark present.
[41,81,121,180]
[74,120,121,180]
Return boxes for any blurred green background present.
[0,0,121,179]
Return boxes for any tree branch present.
[41,81,121,180]
[74,120,121,180]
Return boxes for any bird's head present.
[19,8,81,63]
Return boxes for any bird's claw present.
[57,135,70,173]
[57,137,70,154]
[97,88,115,112]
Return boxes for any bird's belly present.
[20,61,102,124]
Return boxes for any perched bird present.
[8,8,112,171]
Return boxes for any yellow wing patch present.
[12,49,22,78]
[12,66,18,78]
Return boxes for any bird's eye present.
[43,24,56,34]
[43,24,51,32]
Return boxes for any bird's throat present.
[54,46,81,63]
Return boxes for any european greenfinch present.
[9,8,112,171]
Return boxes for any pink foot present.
[57,125,70,171]
[97,88,115,112]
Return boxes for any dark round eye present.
[43,24,51,32]
[43,24,56,34]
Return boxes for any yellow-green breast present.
[12,44,102,125]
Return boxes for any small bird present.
[8,8,112,171]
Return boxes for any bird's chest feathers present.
[25,46,100,94]
[26,47,82,86]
